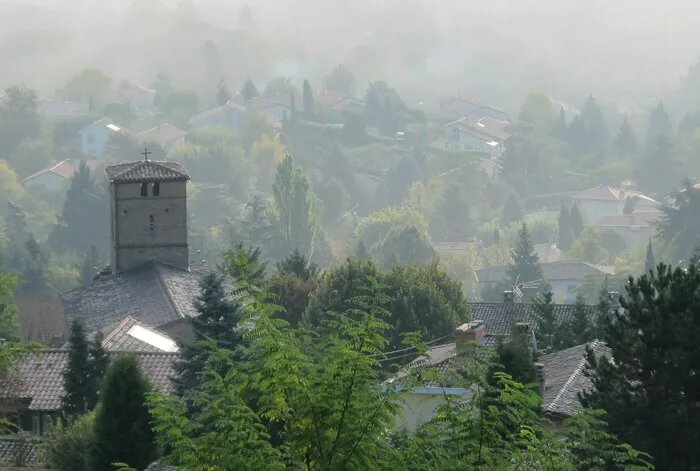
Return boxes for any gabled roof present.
[137,123,187,145]
[476,261,614,283]
[597,211,662,227]
[61,262,203,333]
[79,117,127,134]
[100,315,179,352]
[540,340,610,418]
[440,94,478,106]
[38,98,90,118]
[20,159,78,184]
[188,101,246,125]
[105,160,189,183]
[469,301,597,337]
[570,186,659,205]
[0,349,178,411]
[315,91,363,110]
[443,117,508,143]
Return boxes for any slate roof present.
[539,340,610,418]
[104,160,190,183]
[469,301,598,337]
[100,315,179,352]
[0,350,178,412]
[0,436,46,467]
[61,262,203,334]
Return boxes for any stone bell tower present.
[105,152,190,273]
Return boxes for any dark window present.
[153,182,160,196]
[149,214,155,231]
[140,183,148,196]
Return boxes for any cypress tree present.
[645,239,656,275]
[79,245,100,286]
[216,79,232,106]
[241,78,259,103]
[302,79,314,118]
[62,320,91,417]
[614,116,637,156]
[533,283,558,352]
[569,294,592,346]
[290,91,298,127]
[90,355,155,471]
[86,332,109,411]
[558,202,571,249]
[569,202,584,238]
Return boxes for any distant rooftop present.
[105,160,189,183]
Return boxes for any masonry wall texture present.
[110,180,188,273]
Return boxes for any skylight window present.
[127,324,178,352]
[106,124,121,132]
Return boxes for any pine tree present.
[647,101,673,139]
[569,202,584,238]
[90,355,155,471]
[173,273,249,394]
[20,234,51,297]
[241,78,259,103]
[302,79,314,118]
[569,294,592,345]
[645,239,656,275]
[86,332,109,411]
[430,184,474,242]
[550,107,568,140]
[62,320,91,417]
[581,264,700,469]
[581,95,609,151]
[490,328,536,385]
[615,116,637,155]
[381,95,396,135]
[533,283,559,352]
[221,242,267,284]
[79,245,100,286]
[501,191,523,225]
[637,131,679,197]
[506,224,543,299]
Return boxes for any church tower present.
[105,157,190,274]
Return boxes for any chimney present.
[535,362,545,394]
[515,322,532,339]
[503,290,521,303]
[455,320,485,354]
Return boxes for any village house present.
[0,350,177,438]
[136,123,187,156]
[119,84,158,115]
[20,159,102,192]
[37,98,90,122]
[569,186,660,224]
[386,299,600,431]
[595,211,662,252]
[188,101,247,133]
[78,118,128,157]
[437,95,509,122]
[314,91,364,113]
[437,116,509,157]
[475,261,614,303]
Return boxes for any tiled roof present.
[534,243,563,263]
[21,159,78,183]
[104,160,189,183]
[61,262,203,334]
[0,436,46,467]
[100,316,179,352]
[476,261,614,283]
[571,186,659,205]
[79,117,126,134]
[38,98,89,118]
[597,211,662,227]
[469,301,597,337]
[0,350,178,412]
[539,340,610,418]
[137,123,187,146]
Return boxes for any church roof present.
[105,160,189,183]
[61,262,204,334]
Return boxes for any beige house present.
[595,211,662,252]
[137,123,187,156]
[569,187,660,224]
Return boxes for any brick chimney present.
[455,320,486,354]
[535,362,545,394]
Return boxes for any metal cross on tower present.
[141,148,151,161]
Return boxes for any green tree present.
[645,239,655,274]
[45,411,95,471]
[271,154,318,260]
[506,224,543,298]
[60,68,112,109]
[240,78,259,103]
[430,184,474,242]
[173,272,249,394]
[302,79,314,118]
[91,355,155,471]
[0,274,21,342]
[580,95,609,152]
[374,225,435,269]
[356,240,370,260]
[158,89,201,128]
[550,107,568,140]
[647,101,673,139]
[0,85,48,159]
[657,180,700,262]
[501,191,523,225]
[558,202,572,250]
[49,162,108,254]
[216,79,232,106]
[220,243,267,283]
[382,156,423,207]
[20,234,52,298]
[615,116,637,155]
[637,130,679,197]
[533,283,570,352]
[581,263,700,470]
[265,250,319,327]
[569,294,592,345]
[490,328,536,386]
[264,76,294,97]
[62,320,110,417]
[8,137,52,179]
[289,90,298,127]
[569,202,584,238]
[323,65,355,96]
[364,84,382,126]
